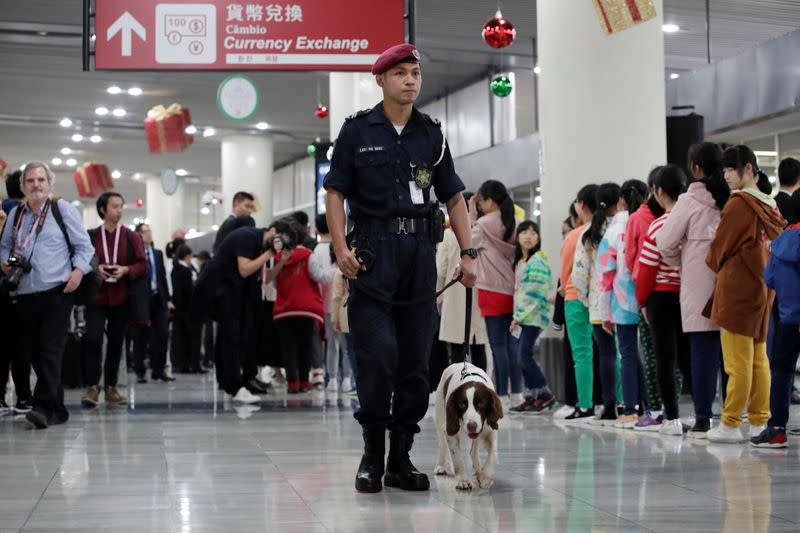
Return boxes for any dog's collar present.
[460,370,488,382]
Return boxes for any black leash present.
[460,285,473,379]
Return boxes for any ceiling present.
[0,0,797,206]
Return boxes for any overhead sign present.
[95,0,405,70]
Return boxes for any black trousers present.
[131,294,170,377]
[255,300,279,367]
[16,286,73,425]
[171,312,201,372]
[448,342,488,371]
[215,289,251,395]
[0,290,30,400]
[276,317,315,382]
[84,302,129,388]
[647,291,691,420]
[202,320,215,366]
[347,233,436,434]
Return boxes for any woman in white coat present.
[436,193,489,371]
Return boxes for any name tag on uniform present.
[409,181,425,204]
[358,146,385,153]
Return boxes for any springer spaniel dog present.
[434,362,503,490]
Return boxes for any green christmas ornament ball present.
[307,144,317,157]
[490,75,513,97]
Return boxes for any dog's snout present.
[466,421,478,433]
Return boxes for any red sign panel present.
[95,0,405,70]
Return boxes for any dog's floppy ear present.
[486,390,504,430]
[445,387,463,436]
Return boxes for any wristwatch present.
[460,248,478,259]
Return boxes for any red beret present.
[371,43,421,75]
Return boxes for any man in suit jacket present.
[171,244,203,373]
[212,191,256,254]
[132,223,175,383]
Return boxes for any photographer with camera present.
[0,162,95,428]
[264,218,324,394]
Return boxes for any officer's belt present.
[356,217,429,235]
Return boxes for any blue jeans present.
[592,325,617,407]
[768,320,800,428]
[517,325,548,397]
[617,324,646,415]
[689,331,722,421]
[485,314,521,396]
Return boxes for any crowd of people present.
[1,144,799,450]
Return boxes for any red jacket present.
[273,246,324,324]
[625,203,655,283]
[91,225,147,307]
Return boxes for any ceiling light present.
[90,135,102,143]
[212,224,220,231]
[60,147,72,155]
[535,195,542,204]
[38,31,48,36]
[107,86,122,94]
[533,209,541,217]
[95,107,109,116]
[112,107,126,117]
[112,169,121,179]
[185,125,197,135]
[662,24,680,33]
[90,34,96,42]
[71,133,83,142]
[175,168,188,176]
[255,122,269,130]
[768,176,777,183]
[533,66,540,75]
[670,73,680,80]
[128,87,142,96]
[200,207,211,215]
[132,173,142,181]
[60,118,73,128]
[51,157,62,166]
[203,127,216,137]
[754,150,777,157]
[65,158,77,167]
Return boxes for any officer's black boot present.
[383,431,430,491]
[355,428,385,493]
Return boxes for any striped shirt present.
[636,213,680,306]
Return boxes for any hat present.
[194,250,211,261]
[371,43,421,75]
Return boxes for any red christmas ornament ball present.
[482,10,516,49]
[315,105,329,119]
[136,199,144,208]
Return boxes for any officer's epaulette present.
[344,108,371,122]
[420,112,442,128]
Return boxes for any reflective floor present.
[2,373,800,532]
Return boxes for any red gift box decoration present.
[73,163,113,198]
[593,0,657,35]
[144,103,193,154]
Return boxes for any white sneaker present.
[552,404,574,419]
[326,379,339,393]
[510,393,524,406]
[707,422,744,443]
[749,423,766,438]
[232,387,261,404]
[340,377,352,392]
[310,368,325,385]
[659,418,683,436]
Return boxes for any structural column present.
[146,175,185,251]
[536,1,666,269]
[220,135,273,227]
[329,72,383,140]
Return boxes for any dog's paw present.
[434,464,447,476]
[456,478,473,491]
[476,472,494,489]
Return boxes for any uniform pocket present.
[354,150,389,167]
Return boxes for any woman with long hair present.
[657,142,730,438]
[470,180,520,403]
[508,221,556,413]
[573,182,622,425]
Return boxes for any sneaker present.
[326,379,339,393]
[509,396,537,414]
[287,380,301,394]
[25,410,48,429]
[310,368,325,387]
[509,393,524,406]
[105,387,128,405]
[553,404,575,419]
[245,379,267,395]
[232,387,261,404]
[340,377,353,393]
[750,426,788,449]
[634,413,664,432]
[687,418,711,439]
[589,404,617,426]
[564,407,595,422]
[707,422,744,443]
[659,419,683,436]
[749,423,766,439]
[14,399,32,413]
[531,393,557,414]
[614,414,639,429]
[0,398,10,413]
[81,386,101,407]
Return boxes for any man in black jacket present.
[132,223,174,383]
[171,244,202,373]
[212,192,256,253]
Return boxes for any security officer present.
[324,43,477,493]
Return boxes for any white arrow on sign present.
[107,11,146,57]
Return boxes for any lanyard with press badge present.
[14,200,51,257]
[101,224,122,265]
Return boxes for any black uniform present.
[323,102,464,435]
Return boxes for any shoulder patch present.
[420,112,442,128]
[345,108,371,122]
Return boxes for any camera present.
[2,255,33,290]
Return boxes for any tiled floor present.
[2,373,800,532]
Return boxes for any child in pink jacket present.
[657,142,730,439]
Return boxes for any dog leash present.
[461,286,472,379]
